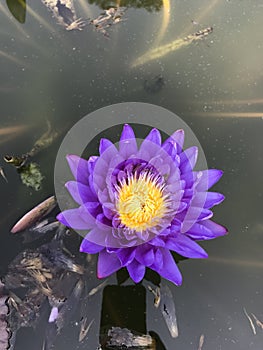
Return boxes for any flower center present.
[116,172,170,232]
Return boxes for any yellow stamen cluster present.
[116,173,169,232]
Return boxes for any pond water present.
[0,1,263,349]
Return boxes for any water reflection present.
[3,210,180,349]
[6,0,164,25]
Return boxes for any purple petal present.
[181,171,196,188]
[65,181,97,205]
[98,141,118,166]
[80,236,104,253]
[176,206,212,225]
[78,204,98,226]
[161,141,177,161]
[163,129,184,152]
[135,245,155,266]
[149,236,166,247]
[97,189,109,203]
[86,226,121,247]
[187,220,227,240]
[180,147,198,173]
[166,235,208,258]
[87,156,98,174]
[48,307,58,323]
[117,248,136,266]
[204,192,225,208]
[97,250,122,278]
[119,124,137,157]
[196,169,223,191]
[102,203,115,220]
[127,259,146,283]
[142,128,162,147]
[85,227,107,245]
[99,138,114,155]
[66,155,90,185]
[56,208,93,230]
[154,248,164,270]
[198,209,213,221]
[96,213,112,229]
[151,249,182,286]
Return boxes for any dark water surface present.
[0,1,263,349]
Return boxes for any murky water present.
[1,1,263,349]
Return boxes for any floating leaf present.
[11,196,57,234]
[18,162,44,191]
[6,0,26,24]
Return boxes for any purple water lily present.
[57,124,227,285]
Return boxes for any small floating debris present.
[251,313,263,330]
[11,195,57,233]
[198,334,205,350]
[21,219,61,244]
[160,284,178,338]
[106,327,154,348]
[41,0,85,30]
[88,280,108,297]
[90,7,126,37]
[0,166,8,183]
[143,75,165,94]
[191,19,199,25]
[147,285,161,308]
[79,317,94,342]
[29,219,60,234]
[243,307,256,335]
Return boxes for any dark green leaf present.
[6,0,26,24]
[144,268,161,286]
[116,268,129,285]
[171,251,189,264]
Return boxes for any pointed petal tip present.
[121,124,135,139]
[56,212,70,228]
[171,129,185,146]
[56,212,64,223]
[66,154,78,163]
[64,180,73,190]
[176,277,183,286]
[99,138,113,155]
[212,169,224,179]
[130,274,144,284]
[221,224,228,235]
[97,250,122,278]
[127,260,146,283]
[145,128,162,145]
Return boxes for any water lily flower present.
[57,124,227,285]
